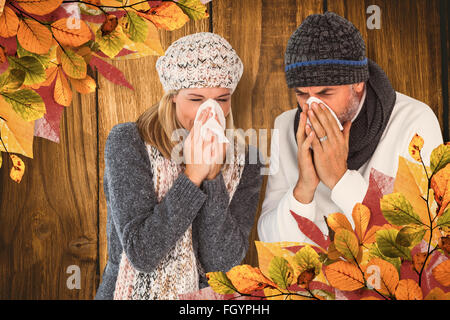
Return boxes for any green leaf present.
[294,245,322,275]
[333,228,360,262]
[375,229,412,260]
[380,193,423,226]
[1,89,45,121]
[176,0,208,20]
[268,256,293,290]
[122,11,148,42]
[436,208,450,227]
[7,56,46,85]
[0,69,26,93]
[430,144,450,175]
[369,243,402,272]
[17,42,51,69]
[395,226,426,247]
[95,27,125,59]
[206,271,237,295]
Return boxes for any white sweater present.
[257,92,444,244]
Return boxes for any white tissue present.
[305,96,343,131]
[194,98,230,144]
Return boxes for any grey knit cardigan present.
[94,122,264,299]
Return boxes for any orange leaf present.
[0,46,5,64]
[361,225,385,245]
[54,68,72,106]
[51,18,92,47]
[408,133,424,162]
[432,260,450,287]
[327,242,341,260]
[69,75,96,94]
[365,258,399,296]
[14,0,63,15]
[352,203,370,242]
[40,66,58,87]
[326,213,353,233]
[17,19,52,54]
[324,261,364,291]
[140,2,189,31]
[226,264,276,294]
[395,279,423,300]
[0,6,19,37]
[424,287,450,300]
[431,163,450,217]
[412,252,429,273]
[9,154,25,183]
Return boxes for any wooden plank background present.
[0,0,448,299]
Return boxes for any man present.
[257,12,443,244]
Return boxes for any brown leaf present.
[101,14,118,36]
[297,268,315,288]
[439,236,450,255]
[408,133,424,162]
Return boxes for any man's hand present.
[307,102,351,189]
[294,104,320,204]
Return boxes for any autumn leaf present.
[0,96,34,157]
[123,0,150,11]
[226,264,276,294]
[294,245,322,276]
[54,68,72,106]
[40,66,58,87]
[432,259,450,287]
[326,213,353,233]
[176,0,209,20]
[56,47,87,80]
[380,192,423,226]
[101,14,118,36]
[140,2,189,31]
[412,252,428,273]
[297,268,315,288]
[396,225,426,247]
[361,225,385,245]
[69,75,96,94]
[121,11,148,42]
[9,154,25,183]
[424,287,450,300]
[0,5,19,38]
[431,163,450,217]
[333,229,360,262]
[408,133,424,162]
[369,243,401,272]
[327,242,341,260]
[324,261,364,291]
[95,24,127,58]
[89,55,133,90]
[395,279,423,300]
[1,88,45,121]
[438,235,450,255]
[206,271,237,295]
[436,209,450,228]
[0,69,25,93]
[376,229,412,260]
[430,143,450,175]
[7,56,45,86]
[17,42,52,69]
[290,210,330,249]
[352,203,371,242]
[51,18,92,47]
[268,256,294,290]
[14,0,63,15]
[17,19,52,55]
[365,258,399,297]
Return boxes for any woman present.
[95,32,264,300]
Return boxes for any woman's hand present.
[205,133,228,180]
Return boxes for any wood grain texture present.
[0,90,98,299]
[212,0,324,267]
[97,19,209,280]
[328,0,444,130]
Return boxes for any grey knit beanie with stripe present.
[285,11,369,88]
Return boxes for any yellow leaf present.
[324,261,364,291]
[9,154,25,183]
[69,75,96,94]
[140,2,189,31]
[95,24,127,58]
[394,279,423,300]
[0,6,19,37]
[326,212,353,233]
[226,264,276,294]
[365,258,399,296]
[432,260,450,287]
[17,19,52,55]
[124,0,149,11]
[205,271,237,295]
[54,68,72,106]
[51,18,92,47]
[56,47,87,79]
[255,241,300,279]
[408,133,424,162]
[352,203,371,242]
[294,245,321,275]
[0,97,34,158]
[15,0,63,15]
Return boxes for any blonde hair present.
[136,90,247,164]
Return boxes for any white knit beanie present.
[155,32,244,93]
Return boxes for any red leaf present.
[89,55,134,90]
[0,36,17,55]
[289,210,330,249]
